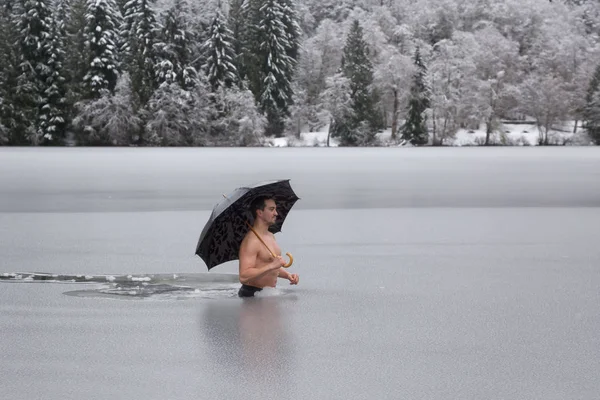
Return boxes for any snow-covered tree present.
[211,84,267,146]
[227,0,245,76]
[280,0,301,61]
[345,7,390,64]
[258,0,300,136]
[373,45,413,140]
[583,64,600,144]
[240,0,300,136]
[293,19,344,131]
[0,118,8,144]
[121,0,159,107]
[203,8,237,91]
[469,25,520,145]
[401,47,429,145]
[319,72,353,146]
[72,73,141,145]
[43,0,69,143]
[584,91,600,145]
[239,0,261,90]
[303,0,360,24]
[520,74,570,145]
[428,39,465,145]
[17,0,68,144]
[341,19,381,144]
[64,0,88,104]
[83,0,122,98]
[143,81,212,146]
[154,0,197,89]
[0,0,24,144]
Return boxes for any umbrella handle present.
[283,252,293,268]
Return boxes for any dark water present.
[1,148,599,399]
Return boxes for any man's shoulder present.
[240,231,260,250]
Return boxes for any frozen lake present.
[1,147,599,399]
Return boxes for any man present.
[238,195,299,297]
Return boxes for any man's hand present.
[288,273,299,285]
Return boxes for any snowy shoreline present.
[266,121,593,147]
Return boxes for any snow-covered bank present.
[265,121,593,147]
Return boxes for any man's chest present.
[256,236,281,261]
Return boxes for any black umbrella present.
[195,179,300,270]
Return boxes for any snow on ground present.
[452,120,591,147]
[265,121,592,147]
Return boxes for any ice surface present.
[1,148,599,399]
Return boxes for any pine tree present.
[154,0,197,89]
[239,0,261,89]
[203,8,238,91]
[583,63,600,144]
[83,0,122,98]
[64,0,87,105]
[240,0,299,136]
[258,0,299,136]
[402,47,430,146]
[16,0,67,144]
[121,0,159,108]
[340,19,378,146]
[0,0,25,144]
[43,0,69,143]
[228,0,244,81]
[280,0,301,62]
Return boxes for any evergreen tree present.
[154,0,197,89]
[228,0,244,81]
[240,0,262,94]
[43,0,68,143]
[340,19,378,146]
[0,0,24,144]
[0,118,7,144]
[16,0,67,144]
[203,8,238,91]
[54,0,77,137]
[64,0,87,105]
[121,0,159,108]
[240,0,299,136]
[258,0,299,136]
[583,63,600,144]
[280,0,301,62]
[402,47,430,146]
[83,0,122,98]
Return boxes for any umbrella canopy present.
[196,179,300,270]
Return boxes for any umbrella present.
[195,179,300,270]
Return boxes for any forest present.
[1,0,600,146]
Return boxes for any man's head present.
[251,195,278,225]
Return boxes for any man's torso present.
[246,231,281,288]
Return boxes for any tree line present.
[1,0,600,146]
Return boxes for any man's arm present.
[238,238,283,284]
[278,268,291,279]
[278,267,299,285]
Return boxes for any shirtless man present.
[238,195,299,297]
